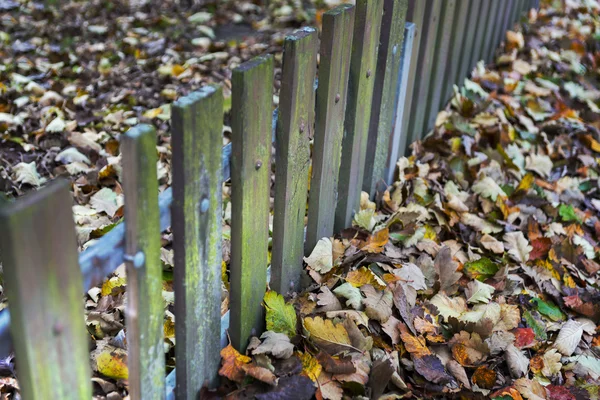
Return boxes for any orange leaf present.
[361,228,389,253]
[400,330,431,358]
[472,366,496,389]
[219,344,251,383]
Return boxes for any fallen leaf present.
[264,291,297,338]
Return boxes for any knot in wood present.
[255,160,263,170]
[335,93,341,103]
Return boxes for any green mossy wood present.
[230,55,274,352]
[456,0,483,85]
[335,0,384,231]
[121,125,165,400]
[442,0,472,103]
[305,4,354,255]
[271,28,318,295]
[424,0,457,132]
[363,0,408,196]
[0,180,92,400]
[407,0,442,142]
[172,87,224,397]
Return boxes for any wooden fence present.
[0,0,539,398]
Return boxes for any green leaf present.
[523,310,548,341]
[463,258,499,281]
[263,291,297,339]
[558,204,582,223]
[530,298,565,321]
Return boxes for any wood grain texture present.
[406,0,442,142]
[386,22,416,182]
[456,0,482,85]
[271,28,318,294]
[481,0,501,63]
[0,180,92,400]
[490,0,511,61]
[335,0,384,231]
[469,0,491,69]
[305,5,354,255]
[424,0,458,132]
[229,55,273,352]
[442,0,472,103]
[172,86,223,397]
[121,124,165,400]
[400,1,427,156]
[497,0,516,56]
[363,0,408,196]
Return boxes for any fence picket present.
[498,0,516,54]
[121,124,165,400]
[471,0,492,69]
[400,1,427,155]
[442,0,472,103]
[335,0,384,231]
[490,0,511,61]
[230,55,274,351]
[424,0,458,132]
[305,5,354,255]
[456,0,482,85]
[271,28,318,294]
[363,0,409,196]
[0,180,91,399]
[482,0,501,62]
[172,86,224,397]
[407,0,442,142]
[386,22,416,182]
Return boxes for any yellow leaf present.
[219,344,251,383]
[303,316,354,354]
[101,276,126,297]
[298,351,322,382]
[143,107,162,119]
[515,173,535,194]
[96,347,128,380]
[345,267,386,290]
[164,318,175,339]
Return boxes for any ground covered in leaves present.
[214,2,600,400]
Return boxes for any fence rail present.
[0,0,539,398]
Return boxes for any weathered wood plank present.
[481,0,501,63]
[498,0,516,52]
[230,55,273,352]
[121,124,165,400]
[271,28,318,294]
[400,0,428,155]
[385,22,416,182]
[456,0,482,85]
[172,86,223,397]
[424,0,458,132]
[469,0,491,69]
[305,5,354,255]
[490,0,511,61]
[406,0,442,142]
[363,0,408,196]
[442,0,472,103]
[335,0,384,231]
[0,180,92,400]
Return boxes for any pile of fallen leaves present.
[214,2,600,399]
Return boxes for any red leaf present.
[546,385,576,400]
[513,328,536,348]
[528,238,552,261]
